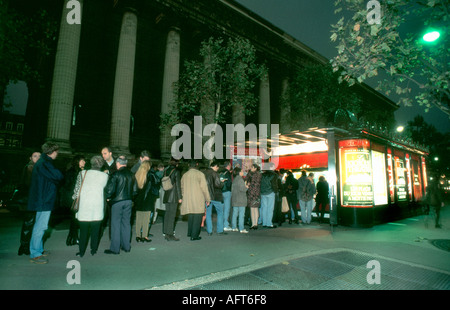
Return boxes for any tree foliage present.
[330,0,450,117]
[160,36,267,128]
[283,64,364,130]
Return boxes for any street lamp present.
[423,30,440,42]
[396,126,404,132]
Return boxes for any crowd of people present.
[16,143,344,264]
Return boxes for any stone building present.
[12,0,397,159]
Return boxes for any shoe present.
[223,227,232,232]
[76,252,84,257]
[104,249,119,255]
[42,251,50,257]
[231,228,239,232]
[190,237,202,241]
[240,229,249,234]
[18,247,30,256]
[91,250,97,256]
[165,235,179,241]
[267,225,277,229]
[142,238,152,243]
[30,256,48,264]
[250,226,258,230]
[136,237,143,243]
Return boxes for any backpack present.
[161,168,174,191]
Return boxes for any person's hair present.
[42,142,59,155]
[168,157,179,166]
[189,159,199,168]
[301,170,307,176]
[135,161,151,189]
[116,156,127,166]
[210,161,220,168]
[88,155,102,170]
[233,167,242,177]
[308,172,314,177]
[319,175,326,182]
[157,163,164,169]
[71,155,86,170]
[102,146,112,153]
[252,163,260,171]
[140,150,151,158]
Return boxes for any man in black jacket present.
[203,161,225,235]
[104,156,134,254]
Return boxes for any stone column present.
[160,27,181,160]
[258,72,271,135]
[109,10,137,156]
[46,0,83,153]
[280,77,291,134]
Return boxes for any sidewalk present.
[0,205,449,290]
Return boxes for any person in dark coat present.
[133,160,155,242]
[162,158,182,241]
[425,175,445,228]
[28,142,64,264]
[284,171,299,224]
[315,175,329,223]
[104,156,134,254]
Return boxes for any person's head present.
[30,152,41,164]
[319,175,326,182]
[224,161,231,171]
[189,160,199,169]
[168,157,179,167]
[135,160,151,189]
[233,167,243,178]
[157,163,164,171]
[251,163,260,172]
[116,156,127,169]
[42,142,59,160]
[72,155,86,171]
[101,147,113,162]
[308,172,314,178]
[210,161,220,172]
[90,155,105,171]
[301,170,307,177]
[139,150,151,163]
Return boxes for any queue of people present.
[17,142,336,264]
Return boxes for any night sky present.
[235,0,450,133]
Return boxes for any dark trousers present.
[187,213,203,239]
[110,200,132,253]
[18,211,35,255]
[78,220,102,255]
[163,202,178,236]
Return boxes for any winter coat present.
[315,180,329,205]
[297,175,316,202]
[27,154,64,212]
[203,168,224,202]
[72,170,108,221]
[105,167,134,204]
[163,165,182,204]
[134,171,158,212]
[231,175,247,207]
[246,170,261,208]
[180,168,210,215]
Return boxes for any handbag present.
[281,196,289,213]
[71,170,87,213]
[161,168,174,191]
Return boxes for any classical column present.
[280,77,291,134]
[160,27,181,160]
[258,72,271,135]
[109,10,137,156]
[46,0,83,153]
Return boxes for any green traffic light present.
[423,31,440,42]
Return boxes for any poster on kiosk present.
[339,139,374,208]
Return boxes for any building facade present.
[14,0,398,159]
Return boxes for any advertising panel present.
[394,156,407,201]
[339,140,373,207]
[387,151,395,203]
[371,150,388,205]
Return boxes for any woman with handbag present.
[133,161,155,243]
[72,156,108,257]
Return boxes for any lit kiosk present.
[271,127,429,228]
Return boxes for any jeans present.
[299,199,313,224]
[206,200,224,234]
[232,206,245,231]
[222,191,232,228]
[30,211,51,258]
[260,192,275,226]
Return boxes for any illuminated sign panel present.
[339,139,373,207]
[387,150,395,203]
[394,156,407,201]
[372,150,388,205]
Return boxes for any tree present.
[0,0,57,111]
[161,36,267,128]
[330,0,450,117]
[283,64,363,130]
